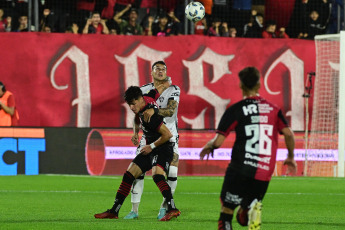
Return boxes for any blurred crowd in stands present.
[0,0,343,39]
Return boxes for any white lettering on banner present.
[114,44,172,128]
[50,45,91,127]
[182,48,233,129]
[104,147,339,161]
[263,49,304,131]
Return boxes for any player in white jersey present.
[124,61,180,220]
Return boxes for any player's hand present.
[143,108,154,123]
[131,134,139,145]
[283,157,297,175]
[199,147,214,161]
[140,145,152,155]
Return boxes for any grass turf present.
[0,175,345,229]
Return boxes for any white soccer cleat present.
[248,199,262,230]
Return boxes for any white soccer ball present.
[185,2,205,23]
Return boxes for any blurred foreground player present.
[94,86,180,221]
[199,67,297,230]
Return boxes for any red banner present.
[0,33,315,130]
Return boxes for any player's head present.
[238,67,261,92]
[124,86,144,114]
[0,82,6,96]
[151,61,168,82]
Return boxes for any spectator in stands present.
[229,27,237,37]
[143,15,154,35]
[41,24,52,32]
[220,22,230,37]
[114,5,143,35]
[65,23,79,34]
[207,17,222,36]
[0,8,8,32]
[14,15,28,32]
[243,11,264,38]
[82,11,109,34]
[0,81,19,126]
[194,17,208,35]
[299,9,327,39]
[287,0,331,38]
[149,12,177,36]
[262,20,289,38]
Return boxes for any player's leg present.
[218,166,245,229]
[94,154,150,219]
[152,144,180,221]
[152,165,180,221]
[158,150,179,219]
[124,138,146,219]
[237,179,269,230]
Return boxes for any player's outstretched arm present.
[281,127,297,175]
[200,134,226,160]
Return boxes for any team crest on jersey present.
[159,97,164,103]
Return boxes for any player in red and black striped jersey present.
[200,67,296,230]
[94,86,180,221]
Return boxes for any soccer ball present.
[185,2,205,23]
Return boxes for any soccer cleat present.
[94,209,118,219]
[157,208,167,219]
[159,209,181,221]
[123,211,139,219]
[248,199,262,230]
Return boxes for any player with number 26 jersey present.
[217,96,288,181]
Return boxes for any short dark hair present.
[152,61,167,70]
[124,86,143,104]
[0,81,6,92]
[238,67,260,90]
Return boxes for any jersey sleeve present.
[216,105,238,137]
[167,85,180,103]
[148,113,164,131]
[145,89,160,101]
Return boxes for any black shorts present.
[132,142,174,175]
[220,166,269,210]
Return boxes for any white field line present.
[0,190,344,196]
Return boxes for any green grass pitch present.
[0,175,345,230]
